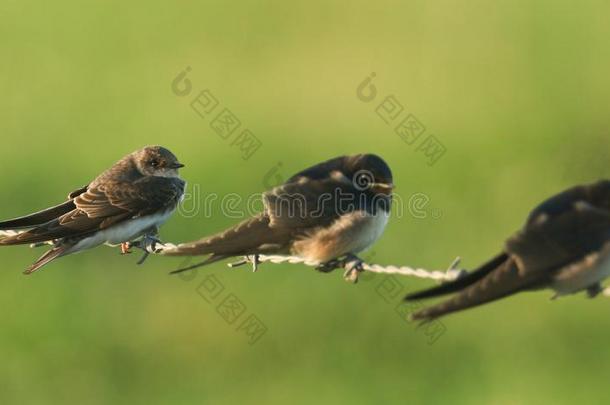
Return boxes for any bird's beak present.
[372,182,395,194]
[171,162,185,169]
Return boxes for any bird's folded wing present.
[263,178,357,230]
[75,177,185,219]
[525,180,610,226]
[507,202,610,274]
[0,185,88,230]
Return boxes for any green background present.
[1,1,610,404]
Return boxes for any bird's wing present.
[507,201,610,274]
[525,180,610,226]
[67,185,89,200]
[164,214,287,258]
[0,185,88,230]
[74,177,185,219]
[0,177,185,245]
[263,176,359,230]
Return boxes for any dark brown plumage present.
[406,180,610,321]
[0,146,185,273]
[166,154,394,273]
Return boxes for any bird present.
[405,180,610,321]
[0,146,186,274]
[165,153,394,278]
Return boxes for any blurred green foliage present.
[1,1,610,404]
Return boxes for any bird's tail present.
[23,245,70,274]
[405,253,509,300]
[0,200,75,230]
[169,254,231,274]
[0,224,62,246]
[164,215,290,273]
[0,200,79,246]
[405,253,541,321]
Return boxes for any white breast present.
[344,210,389,254]
[292,210,390,263]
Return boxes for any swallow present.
[0,146,186,274]
[166,154,394,277]
[405,180,610,321]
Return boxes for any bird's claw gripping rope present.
[130,235,165,265]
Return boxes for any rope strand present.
[135,238,467,282]
[0,232,466,282]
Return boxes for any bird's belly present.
[72,211,174,252]
[104,211,174,245]
[292,210,389,263]
[346,211,389,253]
[551,244,610,295]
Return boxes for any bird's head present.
[133,146,185,178]
[346,154,394,196]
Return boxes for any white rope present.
[237,254,465,281]
[0,232,466,282]
[136,238,466,282]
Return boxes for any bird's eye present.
[353,170,375,191]
[150,159,160,167]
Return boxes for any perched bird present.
[167,154,394,276]
[0,146,186,274]
[406,180,610,321]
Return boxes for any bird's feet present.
[587,283,604,298]
[134,234,164,265]
[342,254,364,284]
[315,259,343,273]
[315,255,364,282]
[121,242,132,255]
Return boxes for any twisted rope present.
[237,254,465,281]
[0,231,466,282]
[135,238,466,282]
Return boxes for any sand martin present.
[0,146,186,274]
[406,180,610,321]
[167,154,394,276]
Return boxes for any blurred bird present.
[406,180,610,321]
[167,154,393,277]
[0,146,186,274]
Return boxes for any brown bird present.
[406,180,610,321]
[0,146,185,274]
[166,154,394,275]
